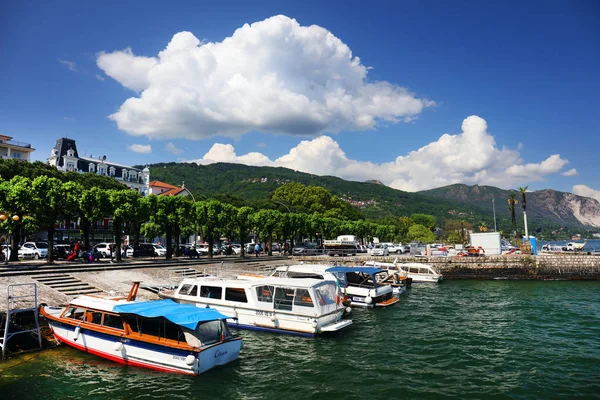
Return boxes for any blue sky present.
[1,0,599,197]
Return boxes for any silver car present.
[371,244,389,256]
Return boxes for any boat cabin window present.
[225,287,248,303]
[314,285,336,306]
[274,287,294,311]
[102,313,124,330]
[63,306,85,321]
[346,272,376,288]
[293,289,314,308]
[85,310,103,324]
[256,285,274,303]
[420,267,432,275]
[179,284,198,296]
[200,286,222,299]
[409,266,420,274]
[125,316,184,342]
[196,320,230,346]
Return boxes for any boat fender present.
[73,325,81,341]
[270,315,277,322]
[185,355,196,366]
[114,342,123,352]
[312,320,318,328]
[346,307,352,314]
[365,296,373,305]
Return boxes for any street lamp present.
[185,186,198,245]
[273,200,291,213]
[492,198,497,232]
[0,212,20,265]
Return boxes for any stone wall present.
[294,254,600,280]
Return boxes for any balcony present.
[1,139,32,149]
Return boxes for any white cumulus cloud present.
[128,144,152,153]
[97,15,433,139]
[561,168,578,176]
[59,58,77,72]
[187,115,574,191]
[165,142,184,155]
[572,185,600,202]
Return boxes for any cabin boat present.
[268,264,399,307]
[365,260,443,283]
[159,276,352,337]
[39,282,242,375]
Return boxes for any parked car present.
[134,243,157,257]
[357,244,368,253]
[292,242,319,256]
[371,243,389,256]
[152,244,167,257]
[383,243,399,253]
[53,244,71,259]
[197,243,210,255]
[22,242,49,259]
[93,242,113,258]
[231,244,241,255]
[2,244,37,260]
[399,244,411,253]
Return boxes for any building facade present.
[47,138,150,196]
[0,134,35,161]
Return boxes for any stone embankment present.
[295,254,600,280]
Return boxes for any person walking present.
[109,243,115,263]
[254,243,260,257]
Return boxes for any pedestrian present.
[254,243,260,257]
[109,243,115,263]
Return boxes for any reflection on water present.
[2,281,599,399]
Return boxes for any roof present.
[149,180,179,189]
[326,266,384,276]
[113,299,231,329]
[159,187,187,196]
[180,276,332,289]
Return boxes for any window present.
[85,310,103,324]
[293,289,314,308]
[63,306,85,320]
[256,285,274,303]
[102,313,124,330]
[122,169,128,180]
[314,284,336,306]
[409,267,420,274]
[66,162,75,172]
[89,164,95,173]
[109,167,115,177]
[274,287,294,311]
[196,320,226,346]
[225,287,248,303]
[200,286,222,299]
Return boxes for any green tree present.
[508,193,518,237]
[30,176,69,263]
[411,214,436,230]
[407,224,436,243]
[252,209,283,256]
[519,186,529,239]
[196,200,230,258]
[108,189,143,261]
[79,187,111,250]
[0,176,33,261]
[234,206,254,257]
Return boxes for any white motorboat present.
[160,276,352,337]
[40,282,242,375]
[365,260,443,283]
[269,264,399,307]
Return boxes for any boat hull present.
[46,318,241,375]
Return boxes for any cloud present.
[97,15,433,140]
[165,142,184,154]
[128,144,152,153]
[561,168,578,176]
[97,48,158,91]
[95,74,105,81]
[572,185,600,203]
[256,142,268,149]
[58,58,77,72]
[187,115,574,191]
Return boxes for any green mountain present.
[147,162,488,222]
[146,163,600,234]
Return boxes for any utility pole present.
[492,197,497,232]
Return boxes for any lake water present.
[1,281,599,399]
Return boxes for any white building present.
[0,134,35,161]
[47,138,150,196]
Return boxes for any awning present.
[326,266,382,276]
[113,299,231,330]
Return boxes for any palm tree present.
[508,193,518,237]
[519,186,529,241]
[479,221,487,232]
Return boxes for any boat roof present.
[326,266,384,275]
[69,295,129,312]
[180,276,331,288]
[113,299,231,329]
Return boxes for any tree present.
[508,193,518,237]
[411,214,436,230]
[0,176,33,261]
[479,221,488,232]
[79,187,111,250]
[196,200,230,258]
[108,189,143,261]
[252,209,283,256]
[519,186,529,240]
[407,224,436,243]
[234,206,254,257]
[30,176,69,263]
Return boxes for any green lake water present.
[1,281,599,399]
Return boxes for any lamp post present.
[0,212,20,265]
[186,186,198,245]
[273,200,291,213]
